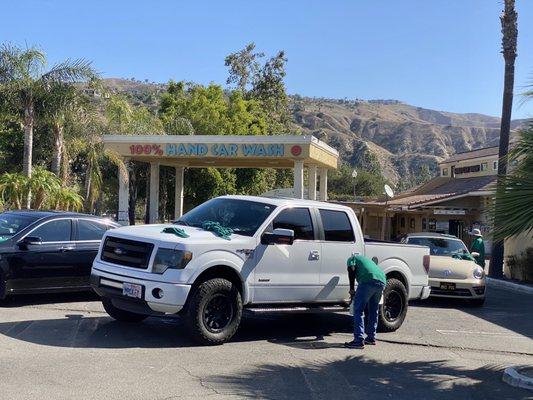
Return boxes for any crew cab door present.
[317,208,364,301]
[252,207,321,303]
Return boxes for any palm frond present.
[40,58,96,85]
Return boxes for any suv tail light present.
[423,255,430,274]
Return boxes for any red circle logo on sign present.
[291,145,302,156]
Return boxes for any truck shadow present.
[0,291,99,308]
[0,311,352,349]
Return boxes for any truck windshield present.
[0,213,40,241]
[175,198,276,237]
[408,237,468,257]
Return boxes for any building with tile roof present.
[338,146,500,253]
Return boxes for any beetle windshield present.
[175,198,276,237]
[0,213,41,241]
[407,237,468,256]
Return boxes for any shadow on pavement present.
[0,311,352,349]
[411,287,533,339]
[206,355,530,400]
[0,291,99,308]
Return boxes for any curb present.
[486,278,533,295]
[503,366,533,391]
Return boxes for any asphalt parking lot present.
[0,286,531,400]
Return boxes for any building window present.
[442,168,448,176]
[410,218,415,229]
[422,218,427,230]
[429,219,436,231]
[400,217,405,228]
[493,161,498,170]
[481,162,488,171]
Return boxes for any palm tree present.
[490,0,518,279]
[48,187,84,212]
[0,173,28,209]
[0,43,96,206]
[28,166,61,209]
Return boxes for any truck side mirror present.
[261,228,294,245]
[471,252,480,258]
[18,236,42,249]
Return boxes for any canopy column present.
[308,165,317,200]
[174,166,184,219]
[319,168,328,201]
[117,158,130,225]
[149,162,160,223]
[293,160,304,199]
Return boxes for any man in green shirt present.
[344,254,387,349]
[469,229,486,268]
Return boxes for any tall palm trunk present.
[490,0,518,279]
[51,122,64,177]
[22,101,34,208]
[84,165,93,212]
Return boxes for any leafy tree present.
[225,42,264,93]
[28,166,61,209]
[328,164,388,199]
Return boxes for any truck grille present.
[101,236,154,269]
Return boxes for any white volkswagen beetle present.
[402,233,486,306]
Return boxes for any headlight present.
[152,249,192,274]
[473,267,484,280]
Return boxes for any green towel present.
[162,226,190,238]
[201,221,233,240]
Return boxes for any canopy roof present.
[103,135,339,169]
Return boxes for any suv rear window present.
[273,208,314,240]
[319,209,354,242]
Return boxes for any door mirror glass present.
[471,252,480,258]
[261,228,295,245]
[18,236,42,247]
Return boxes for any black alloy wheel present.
[203,293,234,333]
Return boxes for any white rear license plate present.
[123,282,143,299]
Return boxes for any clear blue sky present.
[3,0,533,118]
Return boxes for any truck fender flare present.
[186,251,251,303]
[379,260,411,291]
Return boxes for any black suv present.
[0,210,120,299]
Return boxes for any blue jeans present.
[353,280,385,342]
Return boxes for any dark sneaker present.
[364,338,376,345]
[344,340,364,349]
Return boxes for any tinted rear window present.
[319,209,354,242]
[273,208,314,240]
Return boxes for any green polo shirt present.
[347,255,387,285]
[470,237,486,268]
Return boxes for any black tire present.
[470,297,485,307]
[102,297,148,322]
[378,278,408,333]
[185,278,242,345]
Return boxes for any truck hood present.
[108,223,254,247]
[429,255,479,280]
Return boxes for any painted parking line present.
[436,329,529,339]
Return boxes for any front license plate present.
[123,282,143,299]
[440,282,456,291]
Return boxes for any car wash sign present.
[128,143,299,158]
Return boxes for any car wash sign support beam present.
[103,135,339,224]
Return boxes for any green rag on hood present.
[161,226,190,238]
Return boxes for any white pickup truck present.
[91,196,430,344]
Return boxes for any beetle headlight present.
[473,267,484,280]
[152,249,192,274]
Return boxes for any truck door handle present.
[309,250,320,260]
